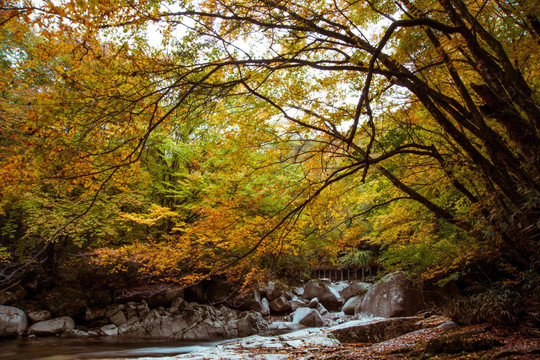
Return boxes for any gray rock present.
[342,295,363,315]
[105,304,125,319]
[302,280,342,311]
[316,303,328,316]
[308,297,319,308]
[109,309,127,326]
[292,308,323,327]
[359,271,423,318]
[340,282,370,301]
[329,316,422,343]
[28,316,75,336]
[437,321,458,330]
[269,296,290,313]
[173,328,340,359]
[85,307,106,322]
[264,282,287,302]
[0,305,27,337]
[230,284,264,312]
[61,328,89,337]
[120,303,269,340]
[260,297,270,316]
[100,324,119,336]
[171,297,187,309]
[268,321,305,332]
[290,299,307,311]
[28,310,51,322]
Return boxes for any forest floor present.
[311,322,540,360]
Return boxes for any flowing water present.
[0,336,229,360]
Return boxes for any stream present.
[0,336,230,360]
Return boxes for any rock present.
[28,310,51,322]
[340,282,370,301]
[109,309,127,326]
[171,297,187,309]
[269,296,290,313]
[328,281,349,297]
[228,284,264,312]
[308,297,319,308]
[342,295,363,315]
[437,321,458,330]
[148,287,184,307]
[0,305,27,337]
[120,303,269,340]
[174,328,340,359]
[105,304,125,318]
[268,321,305,332]
[41,288,89,317]
[100,324,119,336]
[61,328,89,337]
[260,297,270,316]
[359,271,423,318]
[316,303,329,316]
[290,299,307,311]
[292,308,323,327]
[28,316,75,336]
[85,307,106,322]
[329,316,422,343]
[302,280,342,311]
[264,281,287,302]
[292,286,304,297]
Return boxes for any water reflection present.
[0,336,226,360]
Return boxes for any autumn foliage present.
[0,0,538,296]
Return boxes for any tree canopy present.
[0,0,538,290]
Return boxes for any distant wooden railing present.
[310,267,365,281]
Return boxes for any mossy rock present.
[425,331,502,354]
[41,288,89,317]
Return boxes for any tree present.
[1,0,538,285]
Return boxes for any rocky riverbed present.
[2,272,539,359]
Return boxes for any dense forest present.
[1,0,539,321]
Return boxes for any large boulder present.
[302,280,342,311]
[329,316,423,343]
[342,295,363,315]
[359,271,423,318]
[40,288,89,317]
[292,308,323,327]
[28,316,75,336]
[0,305,27,337]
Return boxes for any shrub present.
[446,285,523,325]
